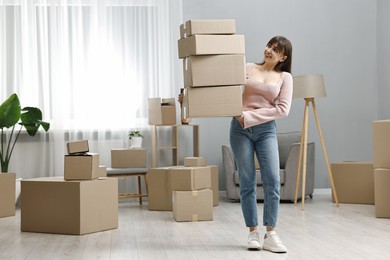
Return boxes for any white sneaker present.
[263,231,287,253]
[247,230,261,250]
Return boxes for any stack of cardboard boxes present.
[147,157,218,222]
[177,19,245,118]
[372,120,390,218]
[21,140,118,235]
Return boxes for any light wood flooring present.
[1,190,390,260]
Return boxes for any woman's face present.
[263,42,286,64]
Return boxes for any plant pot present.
[0,172,16,218]
[130,137,143,148]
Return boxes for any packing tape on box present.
[192,190,198,197]
[192,214,199,222]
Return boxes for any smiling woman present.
[0,0,182,177]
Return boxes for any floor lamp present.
[293,74,339,210]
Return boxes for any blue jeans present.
[230,118,280,228]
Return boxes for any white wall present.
[182,0,380,189]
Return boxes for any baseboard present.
[313,188,331,195]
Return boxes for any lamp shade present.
[293,74,327,99]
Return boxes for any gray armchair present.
[222,132,315,202]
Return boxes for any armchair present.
[222,132,315,202]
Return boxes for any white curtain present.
[0,0,183,178]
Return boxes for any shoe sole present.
[247,242,262,251]
[263,246,287,253]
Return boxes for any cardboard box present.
[184,157,207,167]
[180,19,236,38]
[178,35,245,59]
[210,165,219,206]
[21,177,118,235]
[98,165,107,178]
[331,162,374,204]
[170,166,211,191]
[0,172,16,217]
[66,140,89,154]
[183,85,243,118]
[183,55,246,87]
[147,167,172,211]
[111,148,146,168]
[173,189,213,222]
[64,153,100,180]
[372,120,390,168]
[148,98,176,125]
[374,168,390,218]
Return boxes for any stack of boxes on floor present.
[178,19,245,119]
[147,157,218,222]
[372,120,390,218]
[21,140,118,235]
[330,119,390,218]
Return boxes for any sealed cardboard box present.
[0,172,16,217]
[374,168,390,218]
[66,140,89,154]
[64,153,100,180]
[372,120,390,168]
[180,19,236,38]
[147,167,172,211]
[210,165,219,206]
[183,85,243,118]
[170,166,211,191]
[331,162,374,204]
[21,177,118,235]
[184,157,207,167]
[178,35,245,59]
[148,98,176,125]
[111,148,146,168]
[183,55,246,87]
[173,189,213,222]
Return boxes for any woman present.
[230,36,293,253]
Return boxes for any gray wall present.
[182,0,385,190]
[378,0,390,119]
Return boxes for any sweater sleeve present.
[242,72,293,129]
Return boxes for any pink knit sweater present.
[242,63,293,129]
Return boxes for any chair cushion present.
[234,169,285,186]
[277,132,301,169]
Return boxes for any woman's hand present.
[235,114,244,125]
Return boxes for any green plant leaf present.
[0,93,21,129]
[20,107,50,136]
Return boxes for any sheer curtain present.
[0,0,183,178]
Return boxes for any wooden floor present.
[1,190,390,260]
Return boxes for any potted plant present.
[0,93,50,217]
[128,130,143,148]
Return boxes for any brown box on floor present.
[111,148,146,168]
[173,189,213,222]
[64,153,100,180]
[182,85,243,118]
[0,172,16,217]
[210,165,219,206]
[180,19,236,38]
[331,162,374,204]
[147,167,172,211]
[148,98,176,125]
[372,120,390,168]
[21,177,118,235]
[147,166,212,211]
[374,168,390,218]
